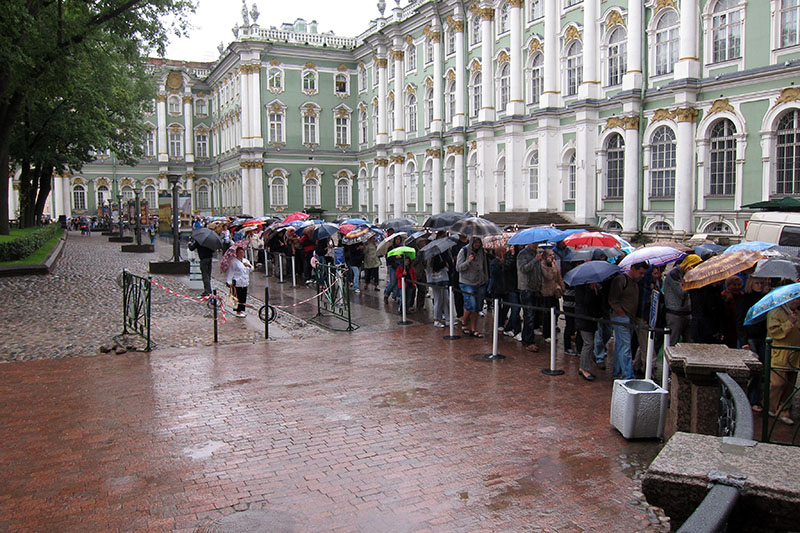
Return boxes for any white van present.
[744,211,800,246]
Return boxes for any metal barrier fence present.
[310,262,358,332]
[762,339,800,446]
[118,269,152,351]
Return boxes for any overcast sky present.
[164,0,387,62]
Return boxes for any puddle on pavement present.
[484,474,543,511]
[211,378,257,389]
[371,387,429,408]
[183,440,228,460]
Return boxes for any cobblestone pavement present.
[0,232,326,362]
[0,233,671,531]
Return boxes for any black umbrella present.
[191,227,223,250]
[422,211,469,230]
[419,236,459,260]
[565,246,624,262]
[380,217,418,231]
[753,258,800,279]
[449,216,503,237]
[404,230,432,247]
[312,223,339,241]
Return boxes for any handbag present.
[224,286,238,309]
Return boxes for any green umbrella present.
[386,246,417,260]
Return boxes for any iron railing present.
[118,269,152,351]
[311,262,358,332]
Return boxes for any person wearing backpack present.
[608,261,649,380]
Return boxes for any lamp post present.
[167,174,181,262]
[117,193,124,239]
[133,184,142,246]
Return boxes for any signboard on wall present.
[157,190,193,234]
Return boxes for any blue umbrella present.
[552,228,588,242]
[341,218,371,226]
[724,241,778,254]
[508,227,564,245]
[744,282,800,325]
[563,261,621,286]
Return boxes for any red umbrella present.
[282,212,309,224]
[563,231,620,249]
[339,223,356,235]
[241,219,264,227]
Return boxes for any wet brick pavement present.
[0,233,671,531]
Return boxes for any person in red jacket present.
[395,255,417,313]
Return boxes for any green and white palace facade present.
[44,0,800,237]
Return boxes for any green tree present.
[0,0,194,233]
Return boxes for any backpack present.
[431,253,446,273]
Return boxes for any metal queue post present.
[398,278,412,326]
[291,256,296,287]
[541,306,564,375]
[483,298,505,360]
[264,285,270,340]
[278,254,285,284]
[645,330,656,381]
[443,285,460,340]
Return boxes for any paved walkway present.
[0,233,670,532]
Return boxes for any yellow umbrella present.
[682,250,762,290]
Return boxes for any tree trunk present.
[0,94,24,235]
[17,162,35,228]
[34,165,53,223]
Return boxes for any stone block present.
[610,379,668,439]
[643,432,800,532]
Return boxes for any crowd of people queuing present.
[187,214,799,427]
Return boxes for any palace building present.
[42,0,800,237]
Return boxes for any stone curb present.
[0,232,67,277]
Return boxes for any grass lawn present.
[0,229,65,265]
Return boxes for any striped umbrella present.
[682,250,763,290]
[448,216,503,237]
[482,232,516,250]
[563,231,620,249]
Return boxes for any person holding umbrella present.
[766,295,800,425]
[363,236,381,291]
[663,254,702,345]
[608,261,649,380]
[189,225,224,297]
[737,277,771,412]
[456,236,489,337]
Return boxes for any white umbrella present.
[376,232,407,256]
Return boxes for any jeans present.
[611,315,635,380]
[594,321,613,363]
[520,290,537,345]
[460,283,485,312]
[503,290,521,335]
[431,281,450,323]
[200,257,212,295]
[385,265,397,297]
[350,266,361,291]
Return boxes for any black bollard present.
[264,285,270,340]
[212,289,218,343]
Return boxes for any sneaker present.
[497,326,504,332]
[434,321,446,328]
[354,289,361,294]
[479,311,486,317]
[236,311,246,318]
[503,330,515,337]
[564,348,577,356]
[513,333,523,341]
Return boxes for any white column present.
[622,0,642,90]
[156,94,168,163]
[454,13,466,128]
[541,0,560,108]
[538,116,559,210]
[579,0,600,100]
[506,124,525,209]
[392,39,405,143]
[431,144,443,214]
[476,130,496,213]
[393,153,404,218]
[431,27,443,133]
[240,167,251,216]
[454,137,465,211]
[675,0,700,79]
[183,94,194,163]
[240,61,263,150]
[479,4,495,122]
[674,110,697,234]
[377,49,389,146]
[508,0,524,115]
[575,109,598,224]
[623,119,640,232]
[377,155,388,221]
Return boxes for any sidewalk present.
[0,234,670,531]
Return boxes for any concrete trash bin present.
[610,379,668,439]
[188,259,203,290]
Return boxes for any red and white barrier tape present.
[149,279,227,324]
[271,274,345,309]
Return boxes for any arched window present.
[406,44,416,71]
[707,221,733,234]
[335,73,348,95]
[471,16,482,45]
[567,152,576,200]
[470,72,482,118]
[424,87,434,129]
[302,70,317,93]
[168,128,183,157]
[358,108,368,144]
[304,177,320,207]
[197,184,210,209]
[268,68,282,91]
[336,178,351,207]
[607,28,627,87]
[121,185,134,201]
[425,38,434,64]
[712,0,742,62]
[195,98,208,116]
[498,63,510,111]
[144,130,156,157]
[405,164,417,205]
[528,53,543,105]
[777,109,800,195]
[72,184,86,211]
[606,133,625,198]
[387,97,394,141]
[145,185,157,209]
[498,2,510,34]
[446,28,456,55]
[97,185,109,208]
[566,41,583,96]
[168,95,182,115]
[373,101,379,141]
[302,106,320,145]
[268,109,285,143]
[650,126,676,197]
[358,65,367,92]
[270,176,287,207]
[709,119,736,196]
[335,114,350,146]
[195,131,208,158]
[604,220,623,232]
[406,94,418,134]
[655,11,679,76]
[651,221,672,233]
[527,150,539,200]
[446,80,456,127]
